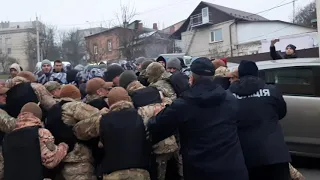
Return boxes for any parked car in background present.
[229,58,320,158]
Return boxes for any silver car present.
[230,58,320,158]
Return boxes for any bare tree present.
[114,3,140,60]
[61,29,86,65]
[0,54,18,73]
[25,25,61,70]
[293,1,316,27]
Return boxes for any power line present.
[58,0,195,28]
[248,0,298,17]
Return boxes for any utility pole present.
[317,0,320,56]
[292,0,296,23]
[36,15,40,62]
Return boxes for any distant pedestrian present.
[270,39,297,60]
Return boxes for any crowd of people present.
[0,55,305,180]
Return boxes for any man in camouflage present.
[0,109,17,180]
[73,87,151,180]
[44,81,62,98]
[5,71,57,119]
[46,84,106,180]
[84,78,113,110]
[119,70,178,180]
[145,62,177,101]
[3,102,68,180]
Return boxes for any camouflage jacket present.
[74,101,151,179]
[0,109,17,133]
[289,163,305,180]
[127,80,178,155]
[14,112,68,169]
[103,168,150,180]
[149,72,177,101]
[31,83,57,110]
[84,94,102,103]
[60,98,106,180]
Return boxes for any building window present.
[107,40,112,52]
[0,49,2,54]
[93,45,98,55]
[210,29,223,42]
[259,66,316,96]
[7,48,11,54]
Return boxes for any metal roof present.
[203,1,268,21]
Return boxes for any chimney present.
[153,23,158,30]
[138,23,143,31]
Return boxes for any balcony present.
[190,12,213,28]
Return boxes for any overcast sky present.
[0,0,315,30]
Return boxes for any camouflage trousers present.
[156,153,174,180]
[289,163,305,180]
[62,162,96,180]
[173,151,184,180]
[103,169,150,180]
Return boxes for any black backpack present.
[45,100,77,152]
[6,82,39,118]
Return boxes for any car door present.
[259,66,320,157]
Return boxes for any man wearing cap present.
[44,81,62,98]
[84,78,113,110]
[135,57,147,76]
[3,102,69,180]
[104,65,124,87]
[46,84,107,180]
[147,57,248,180]
[35,59,52,84]
[229,60,301,180]
[270,39,297,60]
[146,62,177,101]
[73,87,152,180]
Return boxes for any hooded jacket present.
[229,76,290,168]
[147,79,248,180]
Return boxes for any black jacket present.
[213,76,230,90]
[270,46,297,60]
[148,79,248,180]
[229,76,290,168]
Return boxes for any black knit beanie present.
[119,70,138,89]
[104,65,124,81]
[238,60,258,78]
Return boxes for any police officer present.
[229,60,290,180]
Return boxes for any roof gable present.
[203,2,268,21]
[171,1,268,39]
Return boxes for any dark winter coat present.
[213,76,230,90]
[270,46,297,60]
[229,76,291,168]
[147,79,248,180]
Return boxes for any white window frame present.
[93,45,98,55]
[210,29,223,43]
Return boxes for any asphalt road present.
[292,156,320,179]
